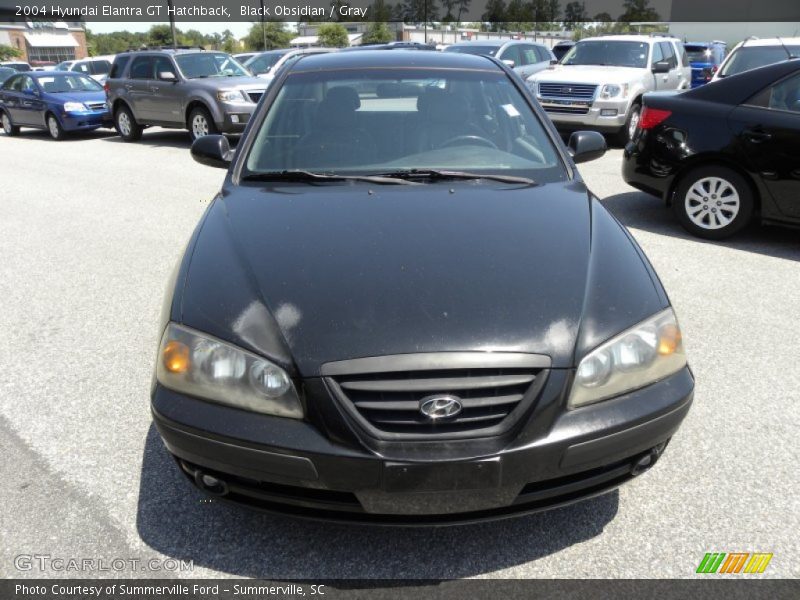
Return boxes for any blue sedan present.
[0,71,111,140]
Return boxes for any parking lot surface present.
[1,128,798,579]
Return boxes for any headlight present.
[569,308,686,409]
[599,84,628,99]
[156,323,303,418]
[63,102,87,112]
[216,89,247,103]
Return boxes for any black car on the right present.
[622,59,800,239]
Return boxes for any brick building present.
[0,21,88,66]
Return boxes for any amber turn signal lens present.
[163,340,190,373]
[657,324,682,355]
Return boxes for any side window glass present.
[109,56,130,79]
[660,42,675,68]
[9,76,23,91]
[500,46,522,66]
[651,42,664,65]
[92,61,110,75]
[130,57,154,80]
[521,46,538,65]
[74,62,90,74]
[21,76,36,92]
[153,56,176,78]
[758,72,800,113]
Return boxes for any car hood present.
[180,180,667,376]
[190,76,266,91]
[530,65,646,84]
[45,90,106,104]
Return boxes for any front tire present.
[1,111,20,136]
[47,114,65,140]
[188,107,218,142]
[115,105,142,142]
[616,102,641,145]
[673,166,754,239]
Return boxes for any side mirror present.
[652,60,671,74]
[549,58,558,65]
[191,135,234,169]
[568,131,607,164]
[158,71,177,82]
[502,59,516,68]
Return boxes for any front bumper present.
[61,111,111,131]
[538,98,631,132]
[151,366,694,525]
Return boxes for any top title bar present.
[0,0,799,22]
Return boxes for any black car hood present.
[180,180,666,376]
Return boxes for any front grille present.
[86,102,107,112]
[538,82,597,99]
[543,105,591,115]
[327,365,545,439]
[247,91,264,103]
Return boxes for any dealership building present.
[0,21,88,66]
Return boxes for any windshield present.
[175,53,248,79]
[719,45,800,77]
[562,41,649,68]
[245,51,289,74]
[244,68,564,182]
[37,74,103,93]
[445,45,501,57]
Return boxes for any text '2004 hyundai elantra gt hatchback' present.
[151,50,694,524]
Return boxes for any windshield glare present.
[245,69,563,182]
[562,41,649,68]
[38,74,103,92]
[245,51,288,74]
[684,46,713,62]
[720,46,800,77]
[175,53,248,79]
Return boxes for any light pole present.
[167,0,177,48]
[260,0,267,50]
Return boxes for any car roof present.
[29,70,87,77]
[580,35,675,43]
[731,37,800,48]
[447,40,509,48]
[290,49,500,72]
[685,41,726,46]
[686,57,800,103]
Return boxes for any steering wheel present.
[439,135,498,149]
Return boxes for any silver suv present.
[106,49,266,142]
[527,35,691,143]
[444,40,556,79]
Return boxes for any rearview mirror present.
[191,135,234,169]
[567,131,607,164]
[158,71,177,82]
[652,60,671,74]
[502,59,515,68]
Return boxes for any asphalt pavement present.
[0,127,798,579]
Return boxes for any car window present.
[91,60,110,75]
[3,75,21,90]
[499,45,523,66]
[651,42,664,65]
[563,41,649,68]
[38,74,103,93]
[748,72,800,113]
[245,68,565,183]
[130,56,155,80]
[109,55,130,79]
[720,45,800,77]
[660,42,676,68]
[677,43,690,67]
[153,56,176,78]
[175,53,248,79]
[521,45,539,65]
[445,45,501,57]
[684,45,711,63]
[21,76,37,92]
[246,51,288,75]
[72,62,90,74]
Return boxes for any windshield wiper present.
[374,169,537,186]
[242,170,417,185]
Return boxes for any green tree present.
[221,29,237,54]
[0,44,21,60]
[362,22,395,44]
[618,0,660,22]
[563,1,588,29]
[482,0,507,24]
[243,22,293,51]
[147,24,175,47]
[370,0,394,21]
[317,23,350,48]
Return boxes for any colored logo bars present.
[696,552,773,574]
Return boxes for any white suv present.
[527,35,691,143]
[712,37,800,82]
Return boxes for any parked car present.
[528,35,691,143]
[0,66,16,85]
[444,40,556,79]
[151,50,694,524]
[105,49,266,142]
[552,40,576,62]
[712,37,800,82]
[622,59,800,239]
[58,56,114,83]
[0,61,31,72]
[233,52,257,64]
[683,41,726,87]
[0,71,110,140]
[244,48,335,83]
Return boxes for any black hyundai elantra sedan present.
[152,50,694,524]
[622,59,800,239]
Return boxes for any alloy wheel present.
[192,114,209,138]
[684,176,740,230]
[117,111,131,137]
[2,113,10,134]
[627,108,640,139]
[48,116,60,139]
